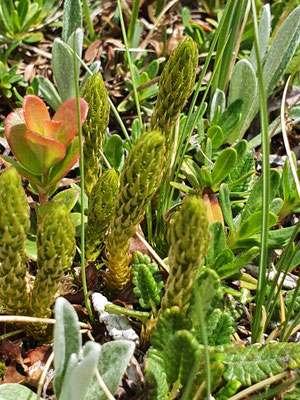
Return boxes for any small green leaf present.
[219,183,234,231]
[217,247,260,279]
[212,148,237,189]
[207,125,223,150]
[37,76,62,111]
[145,354,168,400]
[104,134,125,171]
[25,236,37,261]
[209,88,225,123]
[237,212,278,240]
[52,189,79,212]
[249,4,271,71]
[146,59,159,80]
[206,222,228,269]
[218,99,243,140]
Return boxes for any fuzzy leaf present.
[53,297,81,398]
[219,183,234,231]
[224,342,300,386]
[62,0,82,42]
[207,125,223,150]
[237,212,278,240]
[249,4,271,71]
[227,60,258,143]
[0,384,36,399]
[85,341,135,400]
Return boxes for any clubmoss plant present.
[0,168,30,315]
[30,205,76,319]
[104,130,165,292]
[150,37,198,151]
[161,196,210,313]
[86,168,119,261]
[82,72,110,197]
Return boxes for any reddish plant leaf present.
[24,130,66,172]
[53,98,88,146]
[46,136,84,187]
[5,109,42,175]
[43,120,64,139]
[3,361,26,384]
[0,340,24,363]
[23,95,50,135]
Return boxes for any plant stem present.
[116,0,143,129]
[250,0,271,344]
[82,0,96,41]
[73,34,94,324]
[127,0,140,47]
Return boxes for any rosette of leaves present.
[86,169,119,261]
[161,196,210,313]
[131,251,163,313]
[28,204,75,339]
[104,130,165,292]
[150,37,198,151]
[82,72,110,197]
[0,167,30,315]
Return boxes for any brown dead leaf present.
[2,361,26,384]
[167,24,185,55]
[84,39,101,64]
[0,340,24,364]
[24,346,51,366]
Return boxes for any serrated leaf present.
[145,354,168,400]
[85,341,135,400]
[163,330,200,385]
[206,309,235,345]
[212,148,237,189]
[151,307,192,352]
[224,342,300,386]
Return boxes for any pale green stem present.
[72,34,94,324]
[116,0,143,129]
[251,0,270,344]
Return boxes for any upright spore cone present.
[82,72,110,196]
[161,196,210,313]
[0,168,30,315]
[150,38,198,150]
[104,130,165,292]
[30,204,76,318]
[86,168,119,261]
